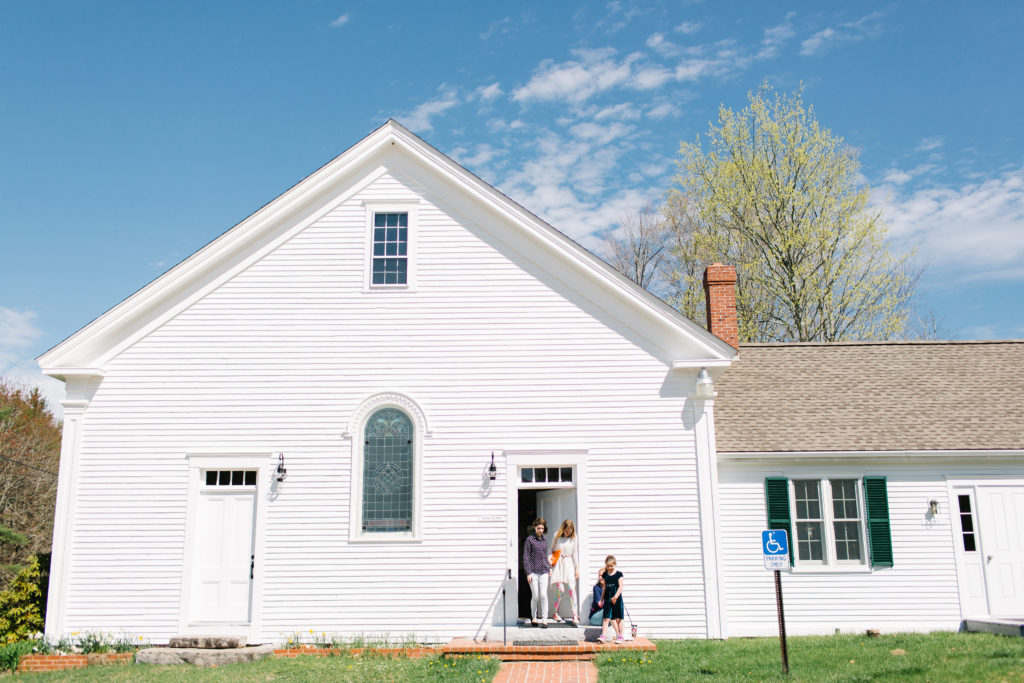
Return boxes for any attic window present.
[372,212,408,285]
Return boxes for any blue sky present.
[2,1,1023,407]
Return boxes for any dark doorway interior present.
[517,489,538,619]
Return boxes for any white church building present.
[39,121,1024,643]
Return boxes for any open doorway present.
[516,467,578,621]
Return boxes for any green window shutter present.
[764,477,793,566]
[863,476,893,567]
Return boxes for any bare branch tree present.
[0,380,61,588]
[599,201,674,297]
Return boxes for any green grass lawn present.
[10,632,1024,682]
[599,632,1024,681]
[10,653,499,682]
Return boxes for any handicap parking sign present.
[762,529,789,570]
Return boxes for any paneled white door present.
[978,486,1024,617]
[193,491,256,623]
[951,488,988,617]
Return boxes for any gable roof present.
[714,340,1024,453]
[39,120,735,375]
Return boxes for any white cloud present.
[882,166,1024,276]
[513,49,641,104]
[674,21,703,34]
[883,169,912,185]
[399,87,460,133]
[801,11,884,56]
[632,65,675,89]
[646,32,680,58]
[758,14,796,59]
[0,307,65,414]
[0,307,41,350]
[474,82,503,102]
[916,136,945,152]
[594,103,640,121]
[452,143,504,168]
[646,102,675,119]
[498,129,655,238]
[480,16,513,41]
[487,118,526,132]
[674,58,716,81]
[800,27,835,56]
[568,121,634,145]
[329,13,350,28]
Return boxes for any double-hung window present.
[371,212,408,285]
[792,479,864,566]
[766,476,893,569]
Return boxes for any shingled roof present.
[714,340,1024,453]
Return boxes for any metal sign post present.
[762,530,790,675]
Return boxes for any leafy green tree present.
[665,84,920,342]
[0,555,44,643]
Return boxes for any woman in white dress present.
[549,519,580,625]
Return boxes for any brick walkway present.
[493,661,598,683]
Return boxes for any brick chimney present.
[703,263,738,349]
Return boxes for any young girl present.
[597,555,625,643]
[548,519,580,625]
[522,517,551,627]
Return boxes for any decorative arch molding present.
[343,392,432,438]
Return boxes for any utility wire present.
[0,454,58,477]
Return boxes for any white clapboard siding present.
[718,460,1024,636]
[61,169,710,643]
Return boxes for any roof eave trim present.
[719,449,1024,460]
[41,367,106,382]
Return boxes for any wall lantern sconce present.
[695,367,715,399]
[275,453,288,482]
[488,452,498,481]
[928,499,939,515]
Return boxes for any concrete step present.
[137,644,273,667]
[963,618,1024,637]
[168,636,247,649]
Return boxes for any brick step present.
[442,637,655,662]
[497,653,596,662]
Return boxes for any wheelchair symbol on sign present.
[762,529,789,565]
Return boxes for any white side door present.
[193,490,256,623]
[978,485,1024,617]
[537,488,578,618]
[951,488,988,617]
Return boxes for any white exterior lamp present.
[695,367,715,399]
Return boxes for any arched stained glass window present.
[362,408,413,533]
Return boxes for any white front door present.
[978,485,1024,617]
[193,490,256,623]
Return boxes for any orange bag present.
[550,549,561,567]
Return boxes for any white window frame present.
[346,392,429,542]
[362,201,419,292]
[790,476,869,571]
